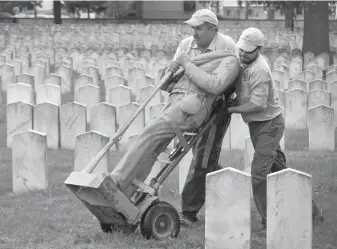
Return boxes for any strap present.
[201,121,217,168]
[201,96,231,169]
[160,114,190,152]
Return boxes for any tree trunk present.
[34,5,37,18]
[302,1,330,68]
[87,8,90,18]
[245,1,249,20]
[284,3,294,31]
[267,8,275,20]
[53,1,62,24]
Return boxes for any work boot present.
[180,214,198,227]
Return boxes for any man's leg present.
[112,116,176,198]
[249,114,285,230]
[180,115,230,225]
[111,93,210,198]
[250,114,322,231]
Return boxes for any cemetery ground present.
[0,99,336,249]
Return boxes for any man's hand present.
[168,60,180,73]
[175,51,191,68]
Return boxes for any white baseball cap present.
[237,27,265,52]
[184,9,218,27]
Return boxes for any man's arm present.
[229,70,269,114]
[159,41,187,92]
[182,55,241,95]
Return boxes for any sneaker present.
[180,214,198,227]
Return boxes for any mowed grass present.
[0,101,336,249]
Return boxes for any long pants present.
[111,93,211,198]
[181,111,229,218]
[181,113,320,223]
[249,113,319,226]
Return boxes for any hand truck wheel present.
[140,201,180,240]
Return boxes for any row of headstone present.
[6,90,335,152]
[205,167,312,249]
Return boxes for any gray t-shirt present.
[235,54,283,123]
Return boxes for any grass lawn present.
[0,102,336,249]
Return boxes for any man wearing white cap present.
[161,8,241,227]
[227,27,323,233]
[109,8,241,217]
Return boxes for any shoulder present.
[215,33,237,54]
[178,36,194,49]
[249,55,272,79]
[217,33,236,46]
[216,33,236,49]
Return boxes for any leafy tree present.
[63,1,108,18]
[0,1,42,17]
[247,1,334,68]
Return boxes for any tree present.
[0,1,42,17]
[250,1,302,30]
[302,1,331,68]
[249,1,333,67]
[53,1,62,24]
[63,1,108,18]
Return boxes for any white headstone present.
[308,90,331,109]
[205,168,251,249]
[12,130,48,193]
[83,66,100,87]
[105,66,124,78]
[7,101,33,148]
[90,102,117,150]
[296,70,315,83]
[308,105,334,151]
[285,89,308,129]
[74,74,94,93]
[1,64,15,91]
[75,85,100,123]
[244,137,254,173]
[104,74,126,101]
[127,67,146,97]
[118,102,145,149]
[229,114,250,149]
[33,102,59,149]
[138,85,162,123]
[288,79,307,91]
[108,85,132,107]
[272,69,284,90]
[44,73,61,86]
[29,65,44,88]
[60,102,87,149]
[267,169,312,249]
[35,84,61,106]
[7,83,33,105]
[55,65,73,94]
[179,150,193,195]
[308,79,327,91]
[326,71,337,84]
[74,131,110,173]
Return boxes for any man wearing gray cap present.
[227,27,324,233]
[109,9,241,206]
[163,9,240,227]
